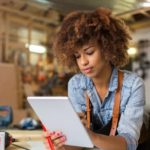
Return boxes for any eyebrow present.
[74,45,94,54]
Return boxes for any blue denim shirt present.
[68,68,145,150]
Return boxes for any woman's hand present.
[77,112,87,127]
[45,131,67,150]
[77,113,97,144]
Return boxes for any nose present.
[80,55,88,66]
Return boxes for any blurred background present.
[0,0,149,141]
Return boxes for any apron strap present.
[109,71,123,136]
[85,93,91,129]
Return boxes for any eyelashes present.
[86,51,94,55]
[74,49,95,59]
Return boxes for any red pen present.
[42,124,54,150]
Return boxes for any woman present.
[49,7,145,150]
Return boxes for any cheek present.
[93,57,106,70]
[91,56,101,66]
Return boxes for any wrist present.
[88,129,97,144]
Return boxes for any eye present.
[85,48,94,55]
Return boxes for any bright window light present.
[26,44,46,54]
[139,2,150,7]
[127,47,137,56]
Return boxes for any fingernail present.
[50,131,55,135]
[61,136,66,141]
[56,132,62,136]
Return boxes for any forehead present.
[75,42,96,52]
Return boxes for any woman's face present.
[74,43,110,79]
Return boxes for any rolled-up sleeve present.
[117,76,145,150]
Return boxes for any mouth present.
[82,67,93,74]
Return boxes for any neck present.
[92,65,113,89]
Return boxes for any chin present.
[83,73,96,78]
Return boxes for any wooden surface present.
[5,130,81,150]
[6,130,47,150]
[6,130,44,140]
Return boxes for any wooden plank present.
[0,5,59,25]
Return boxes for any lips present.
[82,67,93,73]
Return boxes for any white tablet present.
[27,96,94,148]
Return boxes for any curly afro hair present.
[53,7,131,71]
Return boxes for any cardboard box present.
[12,109,27,125]
[12,108,38,125]
[0,63,23,109]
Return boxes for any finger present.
[51,131,63,141]
[44,130,66,149]
[81,118,87,127]
[55,141,66,150]
[44,131,63,147]
[53,135,66,146]
[78,112,86,119]
[44,136,64,150]
[54,136,66,149]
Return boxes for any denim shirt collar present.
[80,74,93,90]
